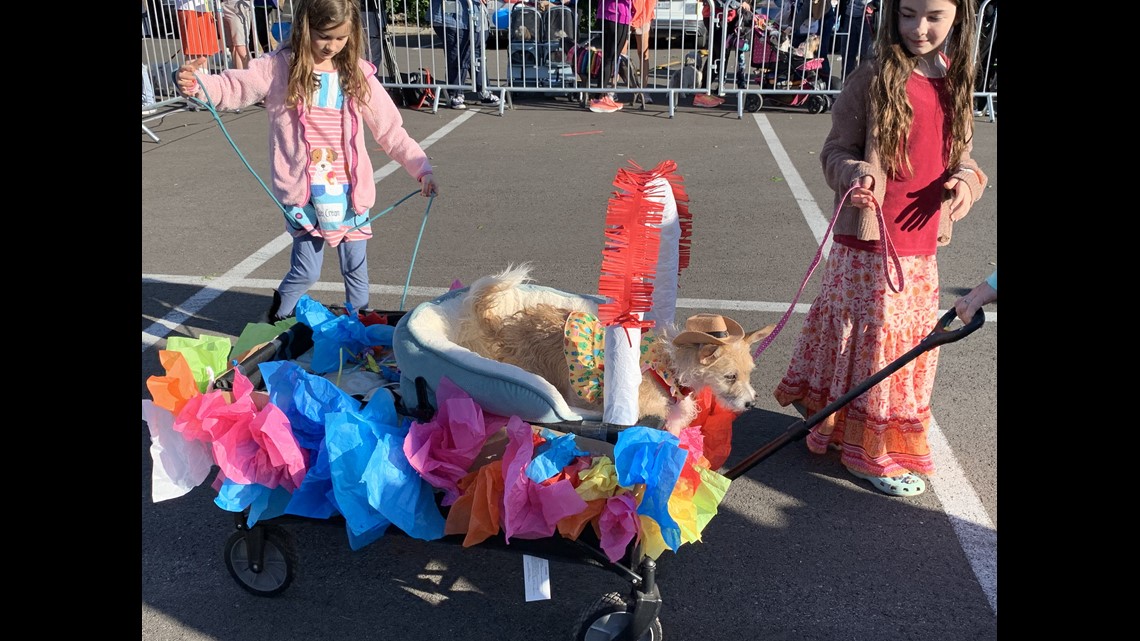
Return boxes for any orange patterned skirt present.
[773,244,941,477]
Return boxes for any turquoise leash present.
[184,75,436,311]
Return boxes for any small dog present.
[455,265,774,434]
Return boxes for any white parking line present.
[749,114,997,616]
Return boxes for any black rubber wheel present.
[744,94,762,113]
[807,94,828,114]
[571,592,664,641]
[223,524,298,596]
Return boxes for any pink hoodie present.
[187,48,433,216]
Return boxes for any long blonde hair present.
[869,0,977,177]
[284,0,371,111]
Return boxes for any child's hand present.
[175,57,209,97]
[849,175,875,209]
[944,176,970,221]
[419,173,438,197]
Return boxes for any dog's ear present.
[745,324,776,345]
[697,344,721,365]
[311,148,322,163]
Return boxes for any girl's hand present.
[849,175,875,208]
[175,57,208,97]
[420,173,438,197]
[944,176,969,221]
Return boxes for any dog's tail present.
[456,263,534,353]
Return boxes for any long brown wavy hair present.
[284,0,371,111]
[869,0,977,177]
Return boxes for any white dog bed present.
[392,284,607,424]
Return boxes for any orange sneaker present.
[692,93,726,108]
[588,95,624,113]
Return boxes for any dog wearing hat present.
[454,265,774,434]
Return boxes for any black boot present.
[262,290,293,323]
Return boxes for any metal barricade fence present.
[142,0,997,128]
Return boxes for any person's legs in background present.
[143,63,157,114]
[588,19,629,112]
[471,17,500,105]
[361,1,387,76]
[252,0,277,55]
[222,1,253,69]
[433,23,470,109]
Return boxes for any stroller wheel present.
[572,592,663,641]
[224,524,298,597]
[744,94,763,112]
[807,94,828,114]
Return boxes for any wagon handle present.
[723,306,985,481]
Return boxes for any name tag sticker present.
[523,554,551,602]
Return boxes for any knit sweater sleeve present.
[360,75,433,182]
[820,62,875,196]
[947,134,988,210]
[820,61,882,240]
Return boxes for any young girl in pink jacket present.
[175,0,439,321]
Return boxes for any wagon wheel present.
[807,94,829,114]
[571,592,664,641]
[223,524,298,597]
[744,94,763,112]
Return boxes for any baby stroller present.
[743,15,831,114]
[508,0,576,89]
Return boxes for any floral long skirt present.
[773,244,941,477]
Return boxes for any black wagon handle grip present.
[922,306,985,349]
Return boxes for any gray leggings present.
[276,234,369,316]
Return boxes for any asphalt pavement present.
[142,96,998,641]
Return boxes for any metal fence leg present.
[142,122,160,143]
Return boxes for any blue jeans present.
[142,63,155,106]
[362,9,387,75]
[433,23,486,95]
[277,235,370,315]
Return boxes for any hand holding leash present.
[849,175,875,208]
[174,57,209,97]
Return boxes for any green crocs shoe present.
[847,467,926,497]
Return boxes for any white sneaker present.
[449,95,467,110]
[479,92,501,106]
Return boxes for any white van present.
[650,0,708,49]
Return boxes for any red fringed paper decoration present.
[672,175,693,273]
[597,161,670,329]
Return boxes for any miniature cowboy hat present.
[673,314,745,346]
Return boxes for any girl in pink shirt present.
[773,0,986,497]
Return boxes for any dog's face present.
[672,325,775,413]
[310,147,337,174]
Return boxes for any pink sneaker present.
[692,93,726,108]
[588,95,623,113]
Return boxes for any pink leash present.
[752,185,904,360]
